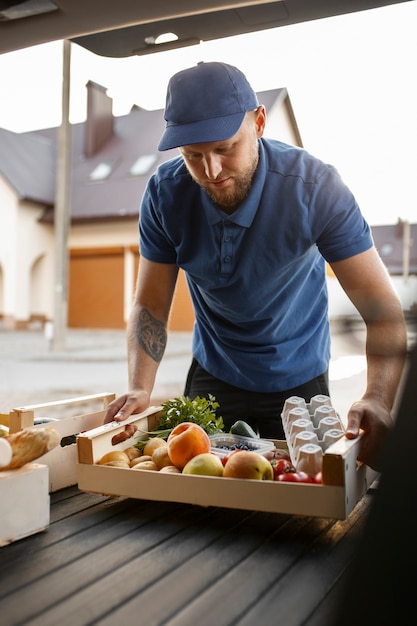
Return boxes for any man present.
[104,61,407,471]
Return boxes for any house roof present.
[0,127,56,205]
[372,222,417,275]
[0,86,295,223]
[36,105,179,222]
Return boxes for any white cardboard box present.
[8,393,116,493]
[77,407,378,520]
[0,463,49,547]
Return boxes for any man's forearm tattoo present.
[137,309,167,363]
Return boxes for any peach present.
[167,422,211,470]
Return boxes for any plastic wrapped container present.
[209,434,275,459]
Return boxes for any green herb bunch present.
[134,395,224,450]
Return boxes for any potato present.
[143,437,167,456]
[129,455,153,467]
[159,465,181,474]
[124,446,142,462]
[152,445,172,469]
[100,460,130,468]
[132,460,158,471]
[97,450,130,465]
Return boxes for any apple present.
[223,450,274,480]
[220,448,245,467]
[182,453,224,477]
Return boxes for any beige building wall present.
[69,220,138,250]
[19,203,55,325]
[0,178,18,325]
[0,177,55,328]
[265,99,302,147]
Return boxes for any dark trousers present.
[184,358,330,440]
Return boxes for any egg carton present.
[281,394,345,476]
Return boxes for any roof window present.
[89,161,116,181]
[129,154,157,177]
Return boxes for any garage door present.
[69,247,195,330]
[69,247,125,329]
[168,268,195,331]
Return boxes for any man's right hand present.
[103,390,151,424]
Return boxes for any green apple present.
[223,450,274,480]
[182,452,224,476]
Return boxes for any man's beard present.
[196,145,259,213]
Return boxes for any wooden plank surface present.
[0,486,375,626]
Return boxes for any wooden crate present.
[0,463,49,547]
[9,393,116,492]
[77,407,378,520]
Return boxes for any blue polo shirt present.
[139,138,373,392]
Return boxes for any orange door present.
[69,248,125,328]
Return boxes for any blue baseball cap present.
[158,61,259,151]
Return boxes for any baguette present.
[0,426,60,471]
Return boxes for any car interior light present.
[0,0,58,21]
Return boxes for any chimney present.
[84,80,114,157]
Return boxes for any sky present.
[0,1,416,226]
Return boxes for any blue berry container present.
[209,434,275,459]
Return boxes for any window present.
[129,154,157,177]
[89,161,116,181]
[380,243,394,258]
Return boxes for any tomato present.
[277,471,313,483]
[313,471,323,484]
[271,458,295,480]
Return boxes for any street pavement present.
[0,326,193,416]
[0,320,413,423]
